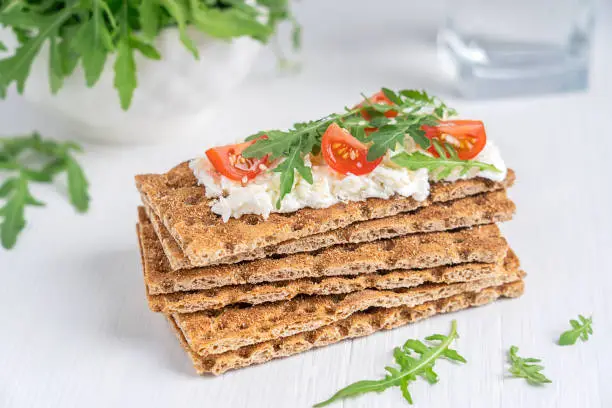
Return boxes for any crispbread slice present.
[147,259,503,313]
[146,189,515,270]
[135,161,515,267]
[138,210,508,294]
[169,280,524,375]
[173,253,519,356]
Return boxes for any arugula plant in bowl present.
[0,0,299,110]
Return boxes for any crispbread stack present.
[134,163,524,375]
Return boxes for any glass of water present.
[438,0,594,98]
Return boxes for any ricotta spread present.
[190,141,507,222]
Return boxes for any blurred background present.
[0,0,608,146]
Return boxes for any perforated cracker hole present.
[343,243,359,252]
[381,240,396,251]
[238,348,253,359]
[244,215,260,225]
[184,195,201,205]
[304,305,317,314]
[292,221,305,231]
[283,303,298,313]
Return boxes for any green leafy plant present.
[0,132,89,249]
[391,151,499,181]
[507,346,551,385]
[243,88,490,207]
[313,320,466,407]
[0,0,299,109]
[558,315,593,346]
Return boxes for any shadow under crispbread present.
[135,161,515,268]
[171,251,520,356]
[168,280,524,375]
[144,189,515,270]
[138,210,509,295]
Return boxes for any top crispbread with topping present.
[135,162,515,268]
[143,189,515,270]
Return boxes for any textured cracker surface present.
[173,253,519,356]
[147,258,504,313]
[146,190,515,270]
[135,162,515,267]
[138,210,508,294]
[169,281,524,374]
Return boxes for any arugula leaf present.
[57,25,80,77]
[139,0,161,40]
[190,3,273,40]
[159,0,198,58]
[391,151,500,181]
[507,346,551,385]
[0,133,90,249]
[314,320,465,407]
[367,124,408,161]
[272,144,313,208]
[558,315,593,346]
[65,156,90,212]
[113,38,137,111]
[72,2,113,87]
[0,6,75,93]
[0,176,28,249]
[48,36,63,93]
[129,36,162,60]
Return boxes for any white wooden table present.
[1,1,611,407]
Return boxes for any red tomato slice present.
[321,123,382,176]
[205,136,270,182]
[355,90,399,121]
[421,120,487,160]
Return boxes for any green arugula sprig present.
[507,346,552,385]
[558,315,593,346]
[391,151,500,181]
[0,0,298,110]
[243,88,467,207]
[313,320,466,407]
[0,133,89,249]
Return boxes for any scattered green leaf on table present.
[313,320,466,407]
[507,346,551,386]
[558,315,593,346]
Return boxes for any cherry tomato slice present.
[355,90,399,121]
[205,136,270,182]
[321,123,382,176]
[421,120,487,160]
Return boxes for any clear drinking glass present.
[438,0,594,98]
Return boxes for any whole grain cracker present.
[169,280,524,374]
[173,253,519,356]
[146,190,515,270]
[138,210,508,294]
[135,162,515,267]
[147,259,503,313]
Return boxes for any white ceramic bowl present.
[2,27,261,144]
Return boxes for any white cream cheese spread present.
[190,141,506,222]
